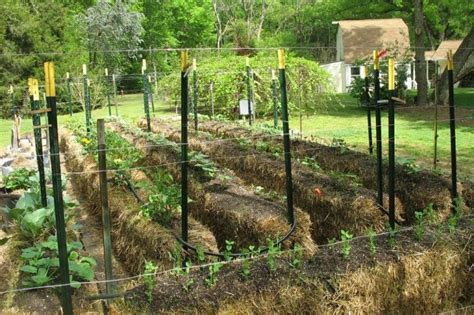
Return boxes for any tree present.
[414,0,428,105]
[79,0,143,71]
[436,28,474,104]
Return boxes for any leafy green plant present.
[143,261,158,303]
[20,235,96,288]
[331,138,349,153]
[240,248,252,280]
[396,157,420,174]
[414,211,425,240]
[196,245,206,264]
[387,226,397,248]
[168,242,183,275]
[223,240,234,262]
[205,262,223,287]
[3,168,38,191]
[289,244,304,269]
[266,239,280,272]
[189,151,217,178]
[367,228,377,254]
[340,230,353,259]
[299,157,320,171]
[138,171,180,226]
[3,191,75,241]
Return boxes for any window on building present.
[351,66,360,79]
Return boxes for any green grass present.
[0,94,175,148]
[267,88,473,179]
[1,89,472,180]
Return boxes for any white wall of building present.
[321,61,346,93]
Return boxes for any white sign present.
[239,99,254,115]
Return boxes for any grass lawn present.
[266,89,473,180]
[1,89,472,180]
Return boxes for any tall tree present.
[414,0,428,105]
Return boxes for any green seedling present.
[340,230,353,259]
[414,211,425,240]
[266,239,280,272]
[143,261,158,303]
[367,228,377,254]
[224,240,234,262]
[289,244,304,269]
[205,262,223,287]
[240,248,252,280]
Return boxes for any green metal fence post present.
[28,78,47,207]
[271,69,279,129]
[278,49,295,226]
[447,51,458,212]
[142,59,151,132]
[387,59,396,229]
[180,51,190,246]
[66,73,73,116]
[373,51,384,208]
[97,119,114,311]
[364,65,373,155]
[44,62,73,315]
[192,58,198,131]
[246,57,253,126]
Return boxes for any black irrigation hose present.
[173,222,296,259]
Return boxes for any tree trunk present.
[436,27,474,104]
[414,0,428,106]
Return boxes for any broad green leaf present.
[20,265,38,274]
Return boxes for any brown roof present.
[337,18,410,63]
[430,40,462,60]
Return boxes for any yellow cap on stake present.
[364,65,368,77]
[44,62,56,97]
[28,78,34,96]
[192,58,197,71]
[105,68,108,76]
[278,49,285,69]
[373,50,379,70]
[180,50,189,72]
[87,78,90,87]
[66,72,70,79]
[246,57,250,67]
[82,64,87,75]
[31,79,39,101]
[388,58,395,91]
[447,50,454,70]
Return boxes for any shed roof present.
[336,18,410,63]
[430,40,463,60]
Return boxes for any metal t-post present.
[180,51,190,245]
[44,62,73,315]
[447,50,458,212]
[278,49,295,226]
[373,51,383,208]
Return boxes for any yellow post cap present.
[278,49,285,69]
[192,58,197,71]
[44,62,56,97]
[66,72,70,79]
[447,50,454,70]
[364,65,368,77]
[105,68,108,76]
[32,79,39,101]
[373,50,379,70]
[82,64,87,75]
[388,58,395,91]
[180,50,189,72]
[28,78,34,96]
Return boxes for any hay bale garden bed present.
[198,120,464,223]
[108,119,315,254]
[145,119,403,243]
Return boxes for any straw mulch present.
[199,120,457,223]
[59,129,219,275]
[151,120,403,243]
[124,216,474,314]
[110,122,316,254]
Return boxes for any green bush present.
[157,53,335,119]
